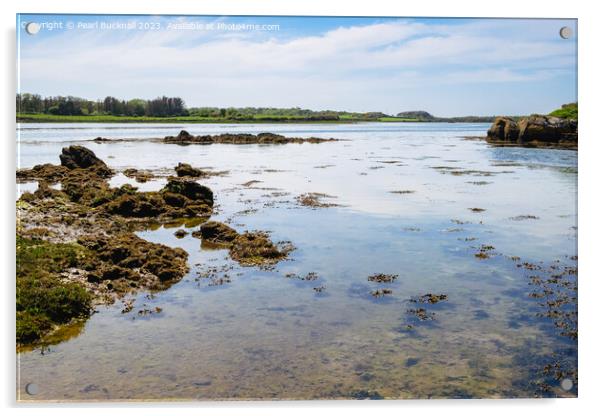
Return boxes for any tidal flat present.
[16,122,577,400]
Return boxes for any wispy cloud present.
[18,16,577,116]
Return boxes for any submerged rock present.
[296,192,339,208]
[410,293,448,304]
[367,273,398,283]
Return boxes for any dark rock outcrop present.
[487,115,577,149]
[164,130,337,145]
[486,117,519,142]
[60,146,113,176]
[17,146,113,183]
[517,115,577,143]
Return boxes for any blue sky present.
[17,14,577,116]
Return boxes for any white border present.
[2,1,601,415]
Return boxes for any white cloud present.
[18,18,577,115]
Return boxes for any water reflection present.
[17,122,577,400]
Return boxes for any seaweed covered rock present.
[199,221,239,245]
[230,231,291,266]
[194,221,292,265]
[164,130,337,145]
[17,145,113,185]
[162,178,213,206]
[61,170,114,205]
[104,191,167,217]
[16,163,69,183]
[16,236,93,344]
[123,168,154,183]
[59,146,113,177]
[78,233,189,287]
[175,162,205,177]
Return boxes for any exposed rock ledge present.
[164,130,337,145]
[486,115,577,149]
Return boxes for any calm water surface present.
[16,122,577,400]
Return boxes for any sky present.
[17,14,577,117]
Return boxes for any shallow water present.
[16,122,577,400]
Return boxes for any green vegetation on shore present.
[16,93,500,124]
[16,111,501,124]
[549,102,578,120]
[16,113,354,124]
[16,235,92,344]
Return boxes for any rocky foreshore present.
[486,115,577,149]
[16,145,293,346]
[164,130,338,144]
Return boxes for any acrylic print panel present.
[16,14,577,401]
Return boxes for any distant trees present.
[188,106,341,121]
[16,94,189,117]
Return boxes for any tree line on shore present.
[17,93,188,117]
[15,93,394,121]
[22,93,568,123]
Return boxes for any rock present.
[175,162,204,177]
[16,163,69,183]
[162,178,214,206]
[487,115,577,148]
[517,115,577,143]
[164,130,337,145]
[486,117,519,142]
[198,221,239,244]
[104,193,166,217]
[78,233,189,286]
[174,229,188,238]
[230,231,291,266]
[59,146,112,176]
[367,273,398,283]
[102,265,136,281]
[410,293,448,304]
[123,168,153,183]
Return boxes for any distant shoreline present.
[16,113,496,124]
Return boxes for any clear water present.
[16,122,577,400]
